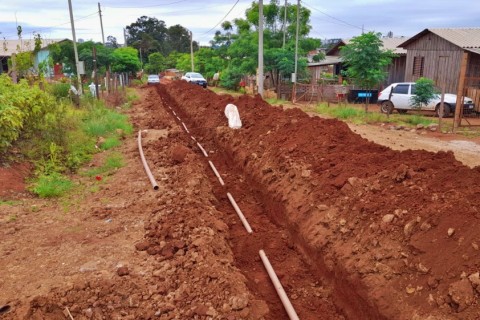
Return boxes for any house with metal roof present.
[398,28,480,110]
[308,36,409,85]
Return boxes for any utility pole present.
[68,0,82,94]
[190,31,194,72]
[93,46,99,100]
[258,0,264,97]
[283,0,287,49]
[292,0,300,102]
[123,28,127,46]
[98,2,105,45]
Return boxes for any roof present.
[308,55,342,67]
[326,37,408,56]
[398,28,480,54]
[0,38,67,57]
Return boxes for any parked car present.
[147,74,160,84]
[181,72,207,88]
[378,82,475,117]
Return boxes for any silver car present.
[147,74,160,84]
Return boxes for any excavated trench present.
[156,81,480,320]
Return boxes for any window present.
[413,56,424,77]
[410,84,416,95]
[393,84,409,94]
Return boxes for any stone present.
[229,295,249,311]
[416,124,424,130]
[301,169,311,178]
[382,214,395,223]
[416,263,430,274]
[468,272,480,291]
[448,228,455,237]
[117,266,129,276]
[404,219,417,238]
[135,241,150,251]
[448,279,475,312]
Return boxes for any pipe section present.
[226,192,253,233]
[137,130,159,190]
[197,142,209,157]
[173,111,177,116]
[182,122,190,133]
[259,249,300,320]
[208,160,225,186]
[191,136,196,141]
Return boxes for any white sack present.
[224,103,242,129]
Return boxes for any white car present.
[147,74,160,84]
[181,72,207,88]
[378,82,475,117]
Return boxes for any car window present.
[410,84,416,95]
[393,84,409,94]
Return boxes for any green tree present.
[111,47,141,73]
[410,77,438,109]
[144,52,166,74]
[340,32,396,111]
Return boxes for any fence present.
[466,87,480,113]
[278,83,355,103]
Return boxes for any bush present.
[49,83,71,99]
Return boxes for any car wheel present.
[397,109,408,114]
[380,101,394,114]
[435,103,451,117]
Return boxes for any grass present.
[0,200,21,206]
[32,173,74,198]
[209,86,243,97]
[83,152,124,177]
[82,107,133,137]
[7,214,18,222]
[100,136,121,150]
[314,103,438,127]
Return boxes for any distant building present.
[0,38,68,77]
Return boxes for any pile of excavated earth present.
[3,80,480,319]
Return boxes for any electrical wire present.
[302,1,364,31]
[201,0,240,35]
[103,0,188,9]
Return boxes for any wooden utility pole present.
[123,28,127,46]
[98,3,105,45]
[68,0,83,94]
[93,47,100,100]
[258,0,264,97]
[190,31,194,72]
[453,51,469,132]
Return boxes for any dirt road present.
[1,82,480,319]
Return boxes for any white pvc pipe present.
[226,192,253,233]
[173,111,177,116]
[196,142,208,157]
[182,122,190,133]
[137,131,159,190]
[191,136,196,141]
[259,249,300,320]
[176,116,181,121]
[208,160,225,186]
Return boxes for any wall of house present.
[404,32,463,93]
[386,55,406,85]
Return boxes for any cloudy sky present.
[1,0,479,45]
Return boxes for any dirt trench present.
[158,81,480,319]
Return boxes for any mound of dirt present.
[0,162,31,198]
[161,81,480,319]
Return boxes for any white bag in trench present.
[224,104,242,129]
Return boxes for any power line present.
[302,1,364,31]
[103,0,188,9]
[202,0,240,35]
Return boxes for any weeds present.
[32,172,74,198]
[83,152,124,177]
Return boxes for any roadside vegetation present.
[0,74,133,198]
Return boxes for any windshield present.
[189,73,204,79]
[148,75,159,79]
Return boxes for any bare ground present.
[1,83,480,319]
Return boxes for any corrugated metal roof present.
[429,28,480,49]
[308,55,342,67]
[326,37,408,56]
[398,28,480,50]
[0,38,66,57]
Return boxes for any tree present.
[410,77,438,109]
[144,52,165,74]
[111,47,141,73]
[106,35,119,48]
[340,32,395,111]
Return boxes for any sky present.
[0,0,479,46]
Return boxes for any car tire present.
[380,101,394,114]
[435,103,451,117]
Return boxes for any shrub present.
[32,173,74,198]
[49,83,71,99]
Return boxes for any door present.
[390,84,411,109]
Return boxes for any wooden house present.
[398,28,480,109]
[308,36,408,85]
